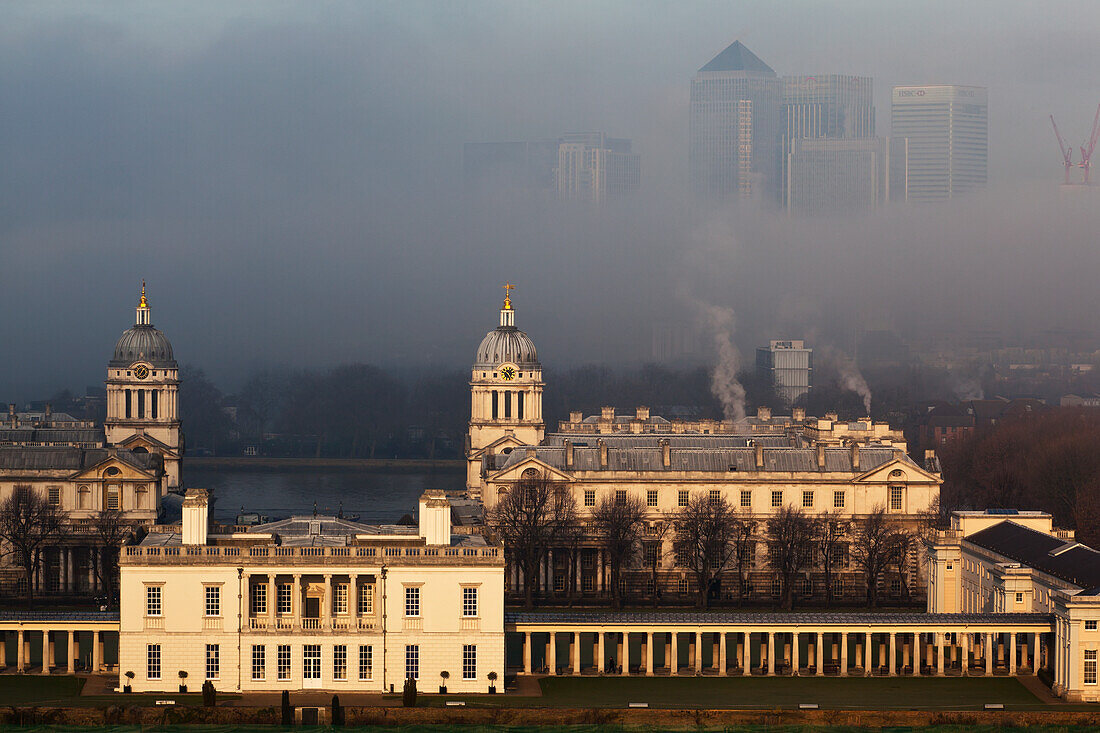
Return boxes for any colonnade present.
[0,624,118,674]
[34,546,107,595]
[511,625,1050,678]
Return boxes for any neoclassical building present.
[0,285,182,595]
[119,489,504,693]
[466,291,941,602]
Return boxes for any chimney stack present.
[525,447,537,459]
[753,441,764,470]
[44,403,52,421]
[850,443,861,471]
[569,411,583,424]
[565,439,574,469]
[601,406,615,420]
[817,442,826,470]
[757,406,771,421]
[182,489,212,546]
[660,439,671,468]
[8,404,15,429]
[418,490,451,545]
[598,439,608,469]
[636,406,650,421]
[792,407,805,422]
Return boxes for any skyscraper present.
[782,75,875,144]
[891,85,988,201]
[756,340,813,405]
[690,40,781,201]
[554,132,641,203]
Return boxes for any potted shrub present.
[123,670,134,693]
[439,670,449,694]
[402,676,417,707]
[487,671,498,694]
[178,670,188,693]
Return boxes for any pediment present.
[72,454,158,482]
[469,433,528,459]
[487,455,573,484]
[855,457,940,484]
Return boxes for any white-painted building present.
[119,489,505,693]
[926,510,1100,701]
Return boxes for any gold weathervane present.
[503,281,515,309]
[139,280,148,308]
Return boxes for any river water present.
[182,466,466,524]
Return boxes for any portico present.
[0,611,119,674]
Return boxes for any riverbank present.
[186,456,464,473]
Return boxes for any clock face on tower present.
[133,364,150,380]
[500,365,516,381]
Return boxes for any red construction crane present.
[1051,115,1074,185]
[1078,102,1100,185]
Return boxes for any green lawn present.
[0,675,85,705]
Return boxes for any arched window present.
[125,389,132,419]
[521,468,539,479]
[888,470,906,511]
[517,392,524,420]
[491,391,498,419]
[104,467,122,477]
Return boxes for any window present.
[1087,620,1098,631]
[582,575,594,592]
[462,586,478,617]
[78,486,89,509]
[677,577,689,594]
[278,584,292,614]
[47,486,60,506]
[462,644,477,680]
[553,574,565,592]
[644,542,661,567]
[277,645,291,681]
[405,645,419,680]
[251,645,266,680]
[615,489,627,504]
[1015,592,1024,604]
[1086,650,1097,685]
[146,585,162,616]
[303,645,321,682]
[359,645,373,680]
[334,584,348,615]
[741,490,751,508]
[799,576,813,595]
[358,584,374,615]
[678,490,689,507]
[771,490,782,508]
[647,490,658,507]
[107,488,121,510]
[334,644,347,681]
[709,489,720,505]
[889,485,904,511]
[802,490,813,508]
[405,586,420,617]
[146,644,161,680]
[205,644,220,680]
[833,490,845,509]
[205,586,221,617]
[251,583,267,615]
[584,489,595,507]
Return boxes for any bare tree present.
[731,517,757,607]
[0,485,64,603]
[644,514,673,608]
[673,493,738,610]
[766,506,816,611]
[591,494,646,610]
[486,472,577,610]
[92,510,137,600]
[851,506,894,608]
[814,512,847,608]
[887,527,917,602]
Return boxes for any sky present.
[2,1,1100,400]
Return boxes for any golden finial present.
[503,281,515,310]
[139,280,148,308]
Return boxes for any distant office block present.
[463,140,560,192]
[891,85,987,201]
[555,132,640,203]
[690,41,782,201]
[782,74,875,143]
[756,340,813,404]
[785,137,892,214]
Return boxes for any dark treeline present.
[938,408,1100,546]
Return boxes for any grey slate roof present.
[0,428,105,445]
[0,610,119,622]
[0,447,161,473]
[966,520,1100,591]
[544,435,792,450]
[496,445,912,474]
[699,41,775,75]
[506,610,1051,626]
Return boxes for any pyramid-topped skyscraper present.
[690,40,781,201]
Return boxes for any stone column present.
[854,636,863,673]
[16,629,24,672]
[67,630,75,674]
[620,632,628,676]
[349,573,359,624]
[937,633,945,676]
[292,574,302,629]
[888,633,896,676]
[322,575,332,627]
[670,632,679,676]
[1032,633,1040,675]
[646,632,654,677]
[597,632,605,673]
[985,633,993,675]
[792,632,800,675]
[1010,633,1017,675]
[694,632,703,674]
[902,634,910,674]
[268,574,277,627]
[549,633,558,675]
[741,633,750,674]
[547,550,554,596]
[718,632,727,676]
[523,632,532,674]
[840,632,848,676]
[41,631,51,674]
[815,632,824,675]
[767,633,775,676]
[572,633,581,675]
[962,633,970,675]
[597,551,605,593]
[0,632,6,668]
[865,633,873,675]
[545,636,552,674]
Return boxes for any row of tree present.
[487,474,923,612]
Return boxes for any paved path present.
[1018,675,1064,705]
[79,673,118,696]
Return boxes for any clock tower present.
[467,284,544,497]
[105,283,183,493]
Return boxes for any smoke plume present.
[692,301,747,422]
[823,346,872,415]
